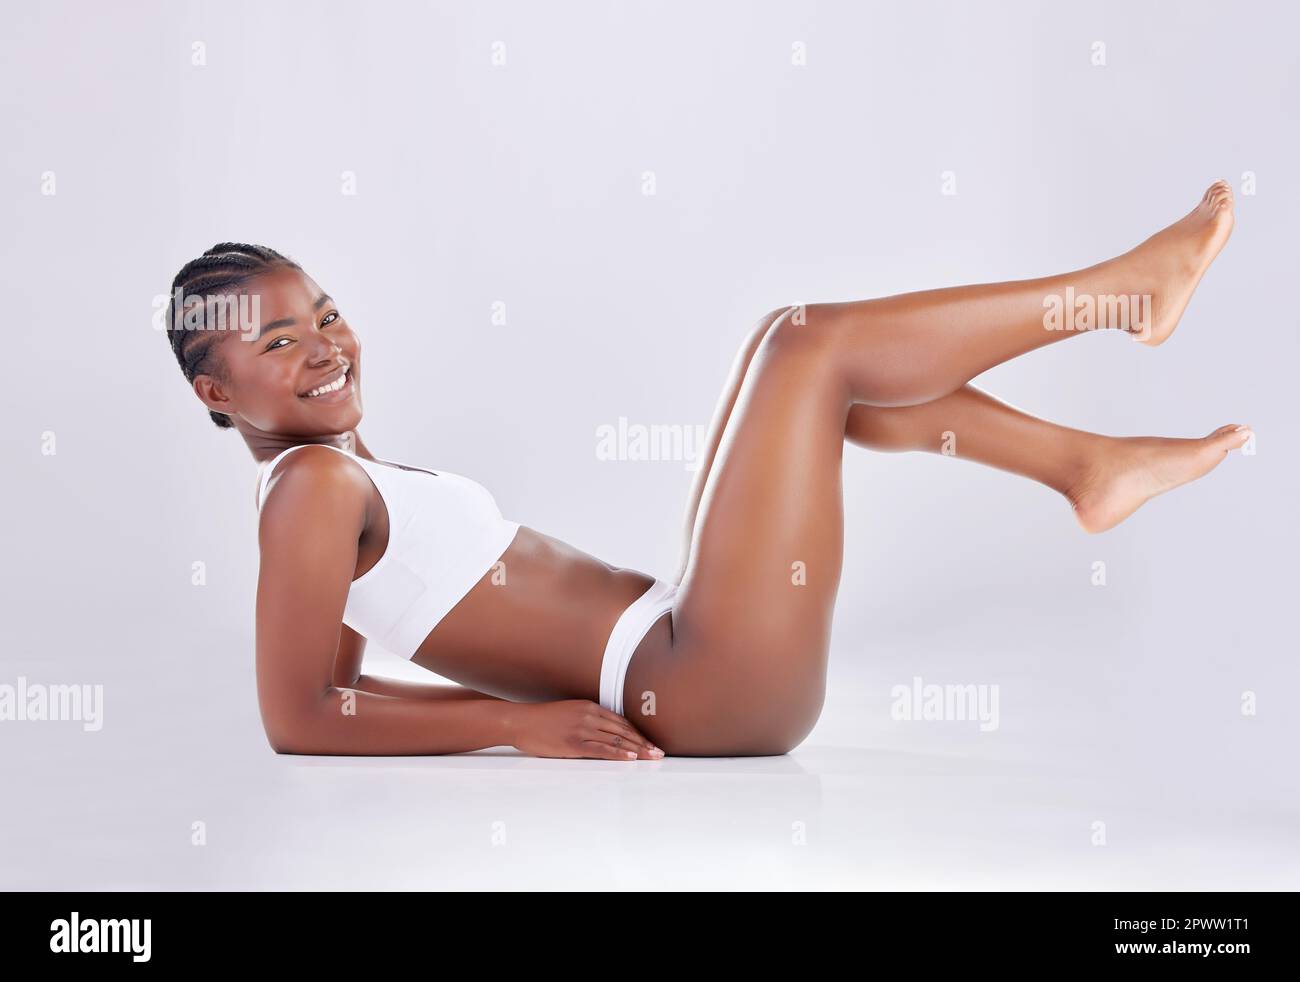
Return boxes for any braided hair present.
[164,243,300,429]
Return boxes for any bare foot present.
[1068,425,1251,533]
[1121,179,1235,346]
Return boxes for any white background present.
[1,0,1296,888]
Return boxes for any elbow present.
[261,695,335,756]
[265,723,314,756]
[267,734,309,755]
[256,660,364,753]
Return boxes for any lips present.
[299,366,354,403]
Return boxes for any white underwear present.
[598,578,678,716]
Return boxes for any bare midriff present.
[408,526,662,704]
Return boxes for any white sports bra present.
[256,444,521,658]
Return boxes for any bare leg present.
[633,182,1243,756]
[813,180,1235,407]
[673,307,787,583]
[674,182,1235,575]
[844,386,1250,533]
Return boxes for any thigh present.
[626,312,852,754]
[673,306,794,582]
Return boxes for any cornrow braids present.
[164,243,301,429]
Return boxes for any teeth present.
[305,370,349,398]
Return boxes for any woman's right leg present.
[627,182,1238,756]
[803,179,1235,408]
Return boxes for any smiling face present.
[193,265,363,437]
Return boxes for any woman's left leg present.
[843,385,1248,532]
[679,374,1248,574]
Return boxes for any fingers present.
[582,727,664,760]
[578,738,643,761]
[592,706,664,758]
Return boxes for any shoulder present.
[258,446,371,530]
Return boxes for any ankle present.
[1061,434,1118,506]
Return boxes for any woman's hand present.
[511,701,665,760]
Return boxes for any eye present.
[264,312,339,351]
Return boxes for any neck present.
[244,428,374,464]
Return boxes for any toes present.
[1207,424,1252,450]
[1204,180,1234,209]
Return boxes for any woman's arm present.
[351,673,510,702]
[256,444,659,759]
[255,447,511,754]
[276,686,662,760]
[271,685,522,756]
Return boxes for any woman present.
[165,180,1246,760]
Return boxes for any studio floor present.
[5,645,1293,892]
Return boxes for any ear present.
[193,373,236,419]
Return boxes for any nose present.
[307,335,346,366]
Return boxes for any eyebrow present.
[254,294,334,341]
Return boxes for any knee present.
[758,303,845,366]
[757,306,795,333]
[742,306,798,362]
